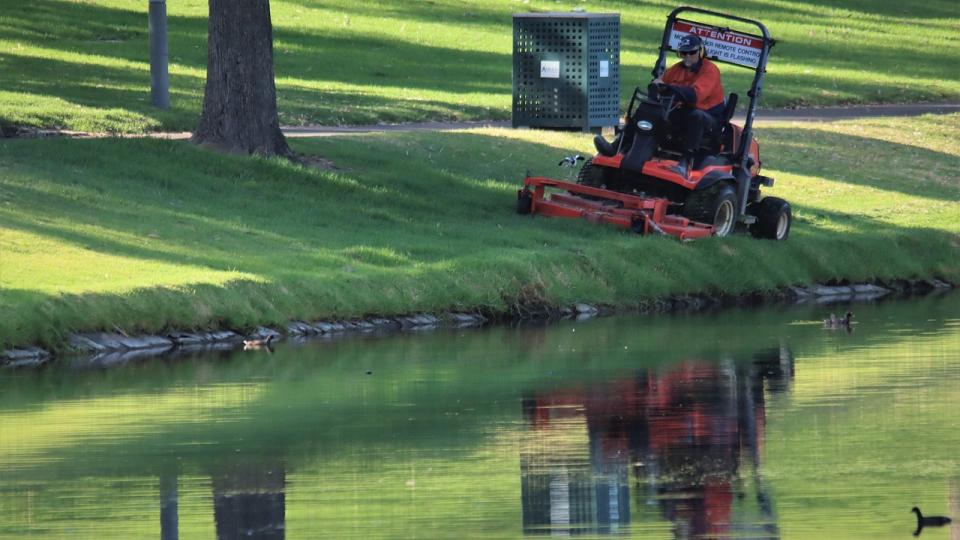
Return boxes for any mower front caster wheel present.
[749,197,791,240]
[516,189,533,215]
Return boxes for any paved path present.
[737,103,960,123]
[283,103,959,137]
[283,120,509,137]
[10,103,958,140]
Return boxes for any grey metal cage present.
[513,12,620,132]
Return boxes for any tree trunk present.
[193,0,290,157]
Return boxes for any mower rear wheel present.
[749,196,791,240]
[684,183,738,237]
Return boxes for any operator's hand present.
[650,79,671,95]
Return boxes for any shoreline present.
[4,277,953,370]
[3,115,957,367]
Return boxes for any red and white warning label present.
[669,21,764,69]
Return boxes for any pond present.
[1,292,958,539]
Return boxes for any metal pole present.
[149,0,170,109]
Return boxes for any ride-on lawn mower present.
[517,7,791,241]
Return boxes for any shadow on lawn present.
[0,49,501,129]
[280,0,514,29]
[1,0,511,129]
[3,0,958,131]
[759,127,960,201]
[1,1,513,93]
[0,52,202,106]
[777,0,958,18]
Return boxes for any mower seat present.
[721,93,738,124]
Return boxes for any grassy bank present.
[1,0,957,133]
[0,113,957,350]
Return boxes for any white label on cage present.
[599,60,609,78]
[540,60,560,78]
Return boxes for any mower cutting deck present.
[517,176,714,240]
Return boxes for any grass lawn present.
[1,0,957,133]
[0,113,957,350]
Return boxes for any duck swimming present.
[823,311,853,329]
[912,506,951,536]
[243,334,276,351]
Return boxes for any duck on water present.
[823,311,854,330]
[243,334,276,351]
[912,506,952,536]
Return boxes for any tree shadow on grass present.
[0,49,502,131]
[275,86,508,127]
[280,0,515,30]
[0,50,204,97]
[1,0,512,130]
[758,126,960,201]
[771,0,959,19]
[1,1,513,93]
[5,0,958,131]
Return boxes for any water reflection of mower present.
[517,7,792,240]
[519,347,793,536]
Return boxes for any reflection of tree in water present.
[212,461,287,540]
[157,460,287,540]
[161,471,179,540]
[520,346,793,537]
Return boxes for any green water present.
[1,293,958,539]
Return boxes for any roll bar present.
[651,6,776,217]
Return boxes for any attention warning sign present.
[669,21,764,69]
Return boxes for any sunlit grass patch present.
[757,114,960,234]
[0,228,263,295]
[0,90,162,133]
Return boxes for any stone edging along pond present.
[1,278,954,369]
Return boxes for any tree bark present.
[193,0,290,157]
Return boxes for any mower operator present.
[651,34,725,178]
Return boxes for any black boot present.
[594,134,620,157]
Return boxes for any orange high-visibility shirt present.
[662,58,725,113]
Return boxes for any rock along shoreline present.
[2,278,954,369]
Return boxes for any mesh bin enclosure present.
[513,12,620,131]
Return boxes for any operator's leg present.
[678,109,716,153]
[668,109,716,177]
